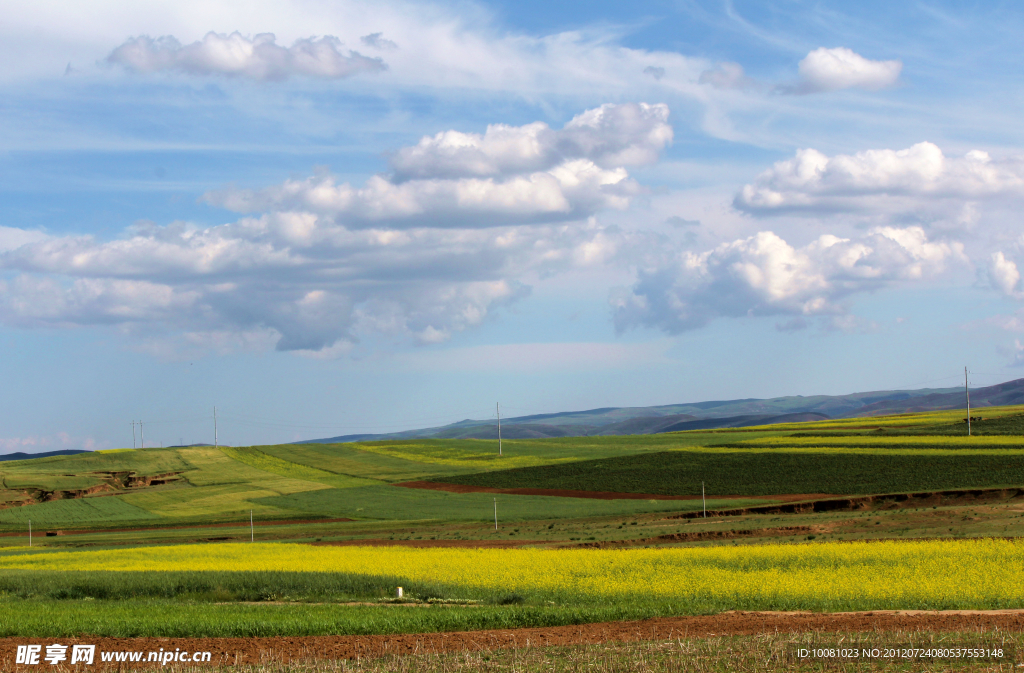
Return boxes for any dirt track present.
[4,611,1024,670]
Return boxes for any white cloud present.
[735,143,1024,215]
[107,32,386,80]
[788,47,901,94]
[389,103,672,180]
[204,103,670,228]
[0,218,612,353]
[0,106,658,356]
[612,226,965,334]
[206,162,638,227]
[989,252,1024,299]
[0,226,48,252]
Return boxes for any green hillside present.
[1,407,1023,532]
[432,448,1024,497]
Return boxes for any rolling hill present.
[300,379,1017,443]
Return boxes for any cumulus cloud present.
[612,226,965,334]
[0,216,614,354]
[0,103,665,356]
[388,103,672,181]
[204,103,671,228]
[107,32,386,80]
[785,47,901,94]
[735,143,1024,215]
[989,252,1024,299]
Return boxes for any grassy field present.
[433,449,1024,496]
[256,485,761,521]
[0,496,159,525]
[0,428,794,531]
[2,408,1024,533]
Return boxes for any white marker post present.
[250,510,254,542]
[493,498,498,531]
[702,481,706,518]
[965,366,972,437]
[28,519,31,547]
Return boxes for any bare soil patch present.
[396,481,830,503]
[4,611,1024,670]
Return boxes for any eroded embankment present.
[0,471,185,511]
[3,611,1024,670]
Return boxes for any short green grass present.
[221,447,382,489]
[434,449,1024,497]
[256,485,760,521]
[0,496,160,525]
[255,444,476,482]
[120,483,321,519]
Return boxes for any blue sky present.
[2,0,1024,451]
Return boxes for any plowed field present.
[5,611,1024,670]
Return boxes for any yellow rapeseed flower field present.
[2,539,1022,608]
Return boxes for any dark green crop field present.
[433,450,1024,496]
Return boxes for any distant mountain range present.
[0,449,91,462]
[300,378,1024,443]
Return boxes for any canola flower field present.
[2,539,1023,637]
[2,539,1022,609]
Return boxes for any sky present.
[2,0,1024,451]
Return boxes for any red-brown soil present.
[4,611,1024,670]
[396,481,830,502]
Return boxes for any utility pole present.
[131,421,136,449]
[702,481,706,518]
[28,520,31,547]
[493,498,498,531]
[140,421,144,449]
[496,402,502,456]
[250,510,254,542]
[965,366,971,437]
[214,406,218,448]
